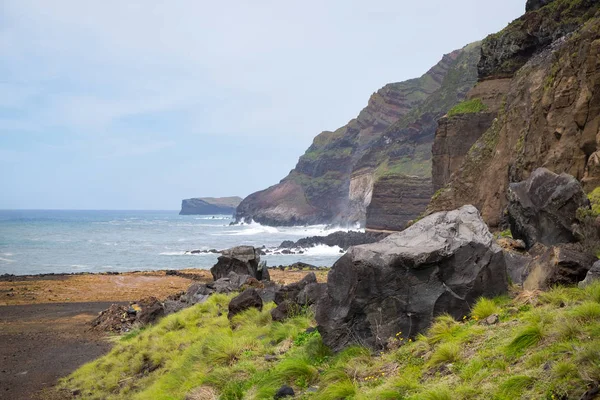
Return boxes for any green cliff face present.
[236,44,481,227]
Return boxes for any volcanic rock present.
[316,205,508,351]
[507,168,589,249]
[524,244,596,291]
[211,246,269,281]
[579,260,600,288]
[227,288,263,319]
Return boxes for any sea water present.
[0,210,350,275]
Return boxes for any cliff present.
[359,42,481,230]
[237,44,480,227]
[428,0,600,227]
[179,197,242,216]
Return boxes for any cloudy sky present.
[0,0,525,210]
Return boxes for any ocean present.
[0,210,351,275]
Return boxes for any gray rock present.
[579,260,600,288]
[211,246,269,281]
[524,244,595,291]
[297,282,327,306]
[209,272,252,293]
[274,272,317,305]
[507,168,590,249]
[503,251,532,285]
[228,288,263,319]
[257,282,281,303]
[484,314,500,325]
[316,205,508,352]
[271,300,299,322]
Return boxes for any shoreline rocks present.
[279,231,389,251]
[211,246,270,281]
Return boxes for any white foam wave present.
[213,220,362,237]
[160,251,185,256]
[193,216,232,220]
[159,251,216,256]
[1,252,13,256]
[303,244,345,256]
[265,244,345,257]
[0,257,15,263]
[70,264,90,269]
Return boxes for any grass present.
[60,281,600,400]
[471,297,500,320]
[447,98,488,117]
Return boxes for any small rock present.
[264,355,278,362]
[484,314,499,325]
[274,385,294,399]
[579,260,600,288]
[228,288,263,319]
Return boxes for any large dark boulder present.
[211,246,270,281]
[228,288,263,319]
[316,205,508,351]
[524,244,596,290]
[507,168,590,249]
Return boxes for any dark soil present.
[0,302,125,400]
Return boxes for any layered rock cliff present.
[237,44,480,227]
[359,43,481,230]
[179,197,242,215]
[428,0,600,227]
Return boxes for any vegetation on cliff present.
[447,98,488,117]
[62,282,600,399]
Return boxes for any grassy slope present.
[62,282,600,400]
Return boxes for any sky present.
[0,0,525,210]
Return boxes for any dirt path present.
[0,268,327,399]
[0,302,124,400]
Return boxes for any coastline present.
[0,267,327,399]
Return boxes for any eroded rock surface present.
[507,168,590,248]
[316,205,508,351]
[523,244,595,290]
[428,1,600,227]
[211,246,269,281]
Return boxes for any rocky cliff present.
[359,43,481,230]
[237,44,480,227]
[428,0,600,227]
[179,197,243,215]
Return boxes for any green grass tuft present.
[471,297,500,320]
[447,98,488,117]
[429,342,460,367]
[506,324,544,356]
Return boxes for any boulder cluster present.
[316,168,600,351]
[94,168,599,354]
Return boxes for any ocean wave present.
[213,220,362,237]
[303,244,345,256]
[193,216,232,220]
[159,251,216,256]
[0,257,15,263]
[264,244,345,257]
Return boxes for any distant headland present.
[179,196,242,215]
